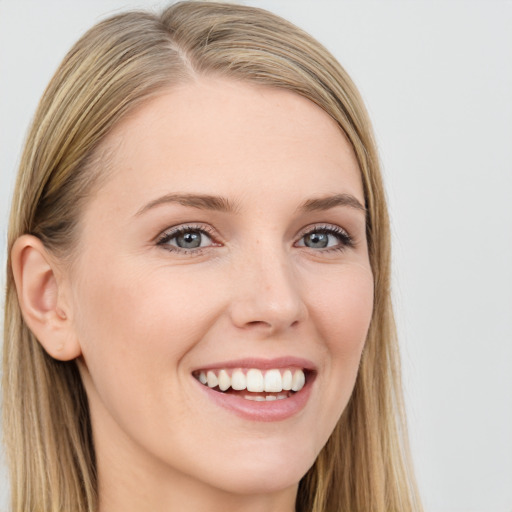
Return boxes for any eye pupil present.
[305,232,328,248]
[177,231,202,248]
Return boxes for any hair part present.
[3,2,422,511]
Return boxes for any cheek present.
[308,265,374,354]
[71,260,229,450]
[306,265,373,418]
[71,258,226,389]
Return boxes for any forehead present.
[89,78,364,215]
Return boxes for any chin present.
[194,437,318,495]
[208,465,307,496]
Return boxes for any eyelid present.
[296,223,351,238]
[155,222,355,255]
[156,223,220,252]
[294,223,355,250]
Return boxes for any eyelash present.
[296,224,355,252]
[156,223,354,255]
[156,224,218,256]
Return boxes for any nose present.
[228,245,308,335]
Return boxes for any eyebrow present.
[298,193,366,213]
[135,192,366,217]
[135,193,240,216]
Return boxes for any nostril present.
[247,320,271,328]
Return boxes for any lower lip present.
[195,376,315,422]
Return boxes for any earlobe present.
[11,235,82,361]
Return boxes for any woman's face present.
[66,79,373,500]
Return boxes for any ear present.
[11,234,82,361]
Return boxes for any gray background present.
[1,1,511,511]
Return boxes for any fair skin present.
[13,79,373,512]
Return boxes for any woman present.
[3,2,422,511]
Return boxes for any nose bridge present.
[229,237,307,332]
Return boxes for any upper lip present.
[191,356,317,373]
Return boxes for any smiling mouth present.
[193,368,308,401]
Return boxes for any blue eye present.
[158,226,215,251]
[296,226,353,251]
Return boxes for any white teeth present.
[244,393,290,401]
[264,369,282,392]
[246,369,264,392]
[218,369,230,391]
[231,369,246,390]
[198,368,307,395]
[244,395,265,401]
[282,370,293,390]
[291,369,305,391]
[206,370,218,388]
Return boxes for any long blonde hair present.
[3,2,422,511]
